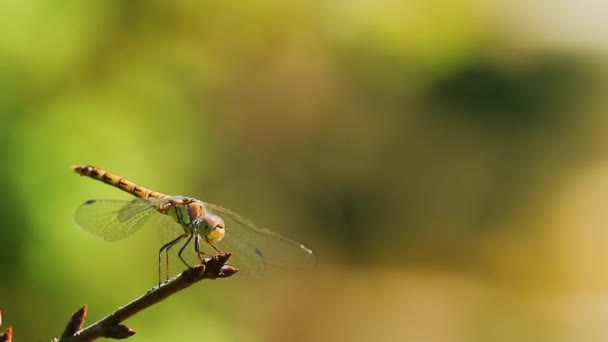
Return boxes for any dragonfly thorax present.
[167,200,204,228]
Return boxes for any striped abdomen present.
[73,165,167,200]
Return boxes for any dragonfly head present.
[202,214,225,243]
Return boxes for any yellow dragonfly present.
[72,165,315,282]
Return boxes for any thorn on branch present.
[0,307,13,342]
[0,326,12,342]
[101,325,135,339]
[61,305,88,338]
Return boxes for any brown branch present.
[55,253,238,342]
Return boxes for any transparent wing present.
[205,202,316,276]
[74,198,167,241]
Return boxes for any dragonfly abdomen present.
[73,165,167,200]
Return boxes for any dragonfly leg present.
[158,233,187,285]
[210,243,222,254]
[177,233,195,269]
[194,235,212,261]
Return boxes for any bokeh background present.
[1,1,608,341]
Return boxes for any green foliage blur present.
[1,1,608,341]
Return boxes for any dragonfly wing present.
[205,203,316,276]
[74,199,162,241]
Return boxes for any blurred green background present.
[1,1,608,341]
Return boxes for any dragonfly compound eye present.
[204,214,226,243]
[205,214,225,230]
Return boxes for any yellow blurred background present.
[1,0,608,341]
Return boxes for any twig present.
[55,253,238,341]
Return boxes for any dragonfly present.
[72,165,315,283]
